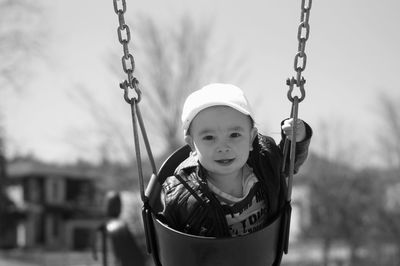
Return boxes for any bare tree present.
[124,14,247,157]
[372,92,400,264]
[72,14,246,164]
[133,15,213,153]
[302,119,378,265]
[375,92,400,169]
[0,0,46,248]
[0,0,46,92]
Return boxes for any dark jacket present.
[160,124,312,237]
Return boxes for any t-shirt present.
[207,164,268,236]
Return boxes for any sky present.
[2,0,400,167]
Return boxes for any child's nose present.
[217,143,231,153]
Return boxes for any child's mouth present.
[215,158,235,165]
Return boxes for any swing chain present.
[113,0,142,103]
[287,0,312,103]
[112,0,158,204]
[283,0,313,200]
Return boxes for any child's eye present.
[202,135,214,141]
[230,132,241,138]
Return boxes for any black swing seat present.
[143,145,287,266]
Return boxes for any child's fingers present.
[283,118,303,128]
[282,118,306,141]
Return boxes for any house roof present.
[7,160,101,180]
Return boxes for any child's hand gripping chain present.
[281,118,306,142]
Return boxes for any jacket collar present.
[174,152,199,174]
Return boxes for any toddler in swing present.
[160,83,312,237]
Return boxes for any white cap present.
[181,83,253,133]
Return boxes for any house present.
[6,159,106,251]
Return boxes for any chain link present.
[287,0,312,102]
[113,0,141,103]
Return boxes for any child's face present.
[185,106,257,180]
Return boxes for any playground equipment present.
[111,1,313,265]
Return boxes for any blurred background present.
[1,0,399,265]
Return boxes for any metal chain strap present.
[112,0,157,205]
[281,1,313,253]
[113,0,141,103]
[284,0,312,202]
[112,2,159,257]
[286,0,312,102]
